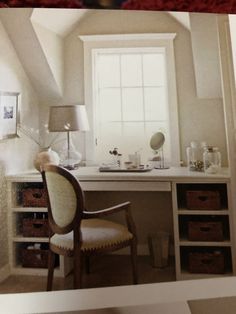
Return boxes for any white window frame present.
[80,33,180,166]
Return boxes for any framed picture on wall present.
[0,91,20,140]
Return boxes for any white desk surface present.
[6,166,230,182]
[1,277,236,314]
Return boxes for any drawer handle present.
[200,227,211,232]
[33,223,43,228]
[32,193,43,199]
[198,196,208,202]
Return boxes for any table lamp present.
[48,105,89,170]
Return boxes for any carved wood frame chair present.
[41,164,138,290]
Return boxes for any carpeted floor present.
[0,255,175,294]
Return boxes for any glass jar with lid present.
[203,146,221,174]
[186,141,204,171]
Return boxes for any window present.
[80,34,180,166]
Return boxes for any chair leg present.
[85,256,90,274]
[74,248,82,289]
[130,239,138,284]
[47,250,56,291]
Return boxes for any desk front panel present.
[80,181,171,191]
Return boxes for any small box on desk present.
[188,221,224,241]
[22,218,49,237]
[189,251,225,274]
[22,188,47,207]
[186,190,221,210]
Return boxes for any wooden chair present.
[41,164,138,290]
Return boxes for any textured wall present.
[0,18,39,272]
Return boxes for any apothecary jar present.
[203,146,221,174]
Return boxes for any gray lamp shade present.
[48,105,89,132]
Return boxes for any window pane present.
[98,54,120,88]
[121,54,142,87]
[122,122,145,163]
[99,88,121,121]
[143,53,165,86]
[96,122,123,162]
[93,49,174,166]
[122,88,143,121]
[144,87,167,121]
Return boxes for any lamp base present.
[59,142,82,171]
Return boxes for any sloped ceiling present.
[31,8,89,37]
[31,9,190,36]
[0,9,190,104]
[168,12,190,30]
[0,8,63,103]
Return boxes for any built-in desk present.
[6,167,235,280]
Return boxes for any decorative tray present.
[99,166,152,173]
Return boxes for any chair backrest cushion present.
[45,171,77,228]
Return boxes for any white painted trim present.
[0,264,10,283]
[217,15,236,275]
[92,46,166,54]
[79,33,176,42]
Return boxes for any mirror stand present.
[155,147,170,169]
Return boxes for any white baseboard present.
[0,264,10,283]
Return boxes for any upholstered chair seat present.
[42,165,138,290]
[50,218,133,252]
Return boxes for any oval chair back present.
[42,164,85,235]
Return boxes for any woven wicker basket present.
[22,188,47,207]
[189,251,224,274]
[186,190,221,210]
[22,248,48,268]
[22,218,49,237]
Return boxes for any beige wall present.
[0,18,39,270]
[63,10,227,165]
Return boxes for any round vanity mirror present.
[150,132,169,169]
[150,132,165,151]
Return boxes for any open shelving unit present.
[172,181,236,280]
[7,180,72,277]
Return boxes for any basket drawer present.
[22,219,49,237]
[22,248,48,268]
[189,251,224,274]
[188,221,223,241]
[186,190,221,210]
[22,188,47,207]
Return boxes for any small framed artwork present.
[0,91,20,140]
